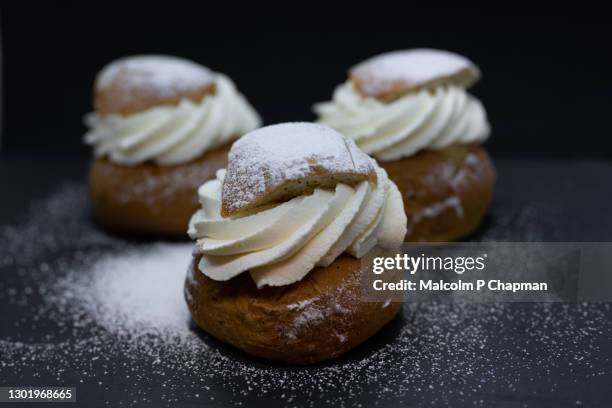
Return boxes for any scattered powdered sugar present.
[0,182,611,407]
[53,243,193,337]
[222,122,375,214]
[96,55,213,97]
[350,49,479,97]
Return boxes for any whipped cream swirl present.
[314,82,489,161]
[188,166,406,288]
[84,74,261,166]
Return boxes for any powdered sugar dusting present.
[350,49,479,97]
[222,122,375,214]
[286,298,318,311]
[411,196,464,225]
[54,243,193,337]
[96,55,214,98]
[281,272,357,342]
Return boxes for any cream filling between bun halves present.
[84,74,261,166]
[188,166,406,288]
[314,82,490,161]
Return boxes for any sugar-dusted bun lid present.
[221,122,377,217]
[350,48,480,102]
[94,55,216,116]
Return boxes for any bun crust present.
[350,49,480,102]
[89,142,230,238]
[381,144,494,242]
[185,253,401,364]
[221,123,376,217]
[94,55,216,116]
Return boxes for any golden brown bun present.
[94,55,216,116]
[185,253,401,364]
[381,144,495,242]
[89,142,230,238]
[349,49,480,102]
[221,123,376,217]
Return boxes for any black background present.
[1,8,611,158]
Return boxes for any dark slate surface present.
[0,153,611,408]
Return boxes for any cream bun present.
[85,55,261,237]
[315,49,494,241]
[185,122,406,364]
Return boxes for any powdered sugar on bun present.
[95,55,215,115]
[350,49,480,101]
[221,123,376,217]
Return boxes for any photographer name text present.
[371,254,548,293]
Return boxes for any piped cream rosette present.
[188,123,406,288]
[84,56,261,166]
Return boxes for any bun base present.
[89,142,231,238]
[381,144,495,242]
[185,254,401,364]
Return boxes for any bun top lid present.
[94,55,215,115]
[221,122,376,217]
[350,48,480,101]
